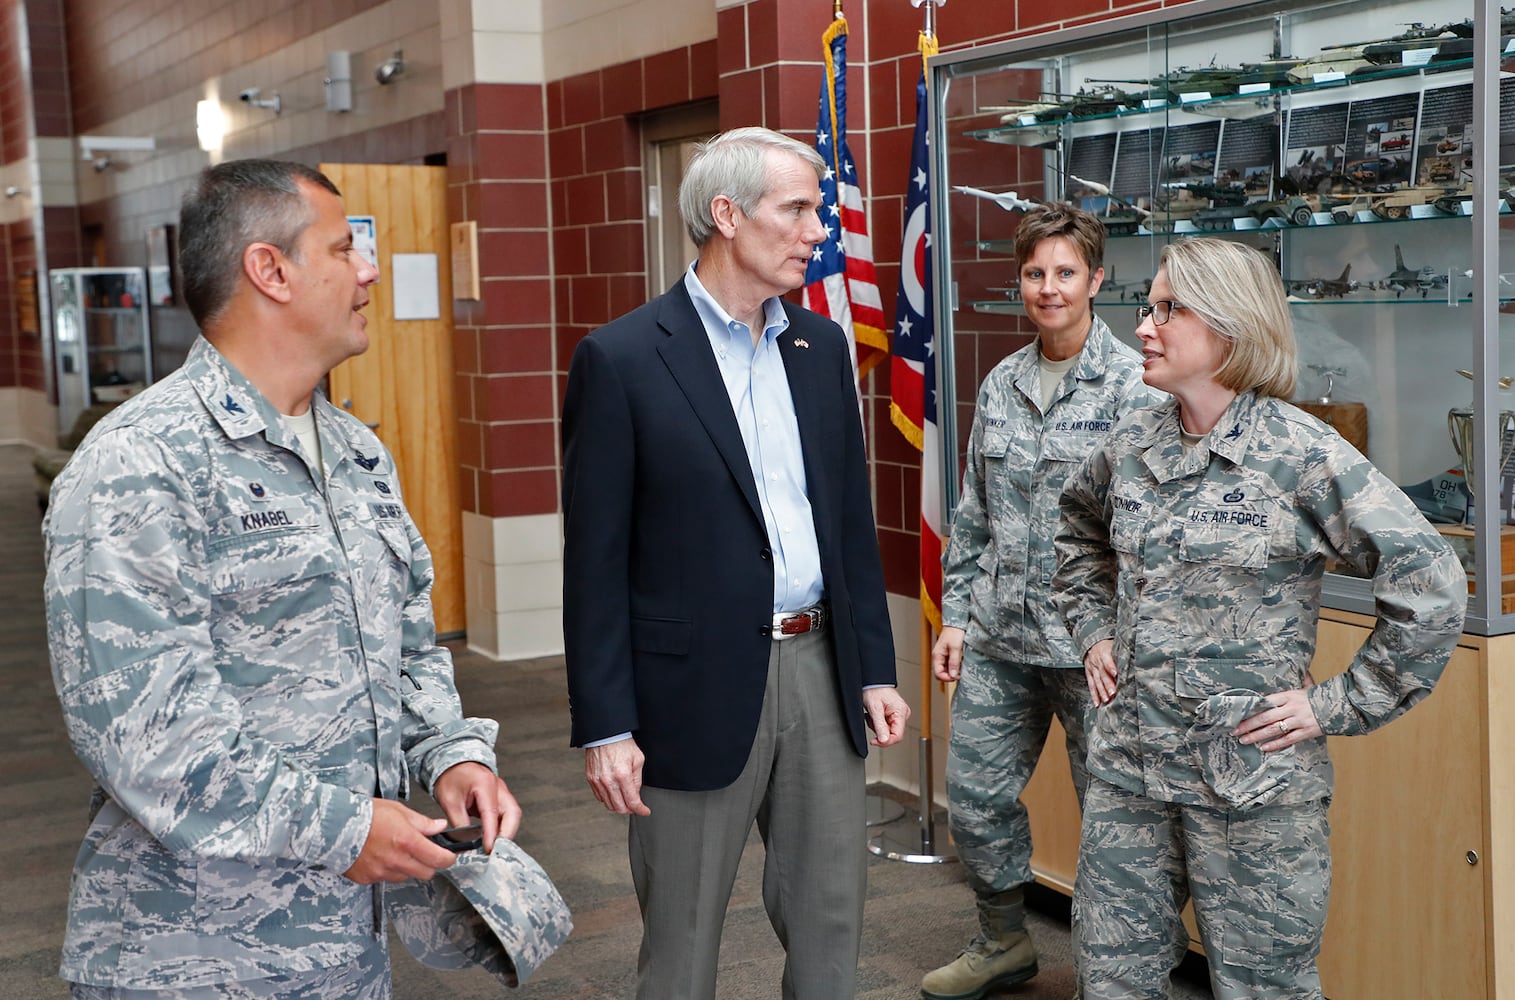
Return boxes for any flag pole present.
[820,0,901,831]
[867,0,954,865]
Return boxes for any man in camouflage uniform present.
[1053,237,1465,999]
[44,159,522,998]
[923,204,1157,1000]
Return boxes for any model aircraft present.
[1099,266,1152,302]
[1379,244,1449,298]
[1287,263,1359,298]
[953,186,1039,213]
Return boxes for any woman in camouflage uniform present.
[1053,238,1466,999]
[923,204,1155,1000]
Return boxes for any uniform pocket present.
[207,524,342,596]
[1219,802,1331,969]
[1187,688,1295,809]
[1179,521,1267,569]
[1110,511,1146,555]
[374,520,414,570]
[980,432,1011,460]
[1174,657,1278,699]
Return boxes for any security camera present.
[375,51,405,85]
[238,88,281,114]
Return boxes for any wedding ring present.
[1277,720,1289,736]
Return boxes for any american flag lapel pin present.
[793,337,810,349]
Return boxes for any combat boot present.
[920,888,1039,1000]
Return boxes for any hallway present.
[0,443,1209,999]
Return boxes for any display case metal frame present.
[926,0,1511,634]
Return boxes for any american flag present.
[889,40,942,631]
[804,14,888,381]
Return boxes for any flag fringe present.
[890,403,925,451]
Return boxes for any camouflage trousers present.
[69,933,391,1000]
[1075,776,1331,1000]
[947,645,1092,898]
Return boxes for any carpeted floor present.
[0,444,1211,999]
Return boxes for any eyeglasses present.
[1136,300,1184,326]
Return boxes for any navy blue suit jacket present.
[560,279,897,791]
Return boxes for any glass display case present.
[50,267,153,437]
[927,0,1513,633]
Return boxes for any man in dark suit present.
[561,127,909,1000]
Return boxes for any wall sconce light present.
[239,87,282,114]
[78,134,156,161]
[375,50,405,85]
[197,99,226,152]
[324,51,353,112]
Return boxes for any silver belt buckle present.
[772,604,824,639]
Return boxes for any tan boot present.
[920,930,1038,999]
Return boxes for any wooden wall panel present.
[324,163,465,637]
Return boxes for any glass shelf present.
[965,56,1479,144]
[966,199,1497,254]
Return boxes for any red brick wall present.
[1,0,75,393]
[450,38,719,525]
[447,83,557,521]
[62,0,388,134]
[26,0,66,140]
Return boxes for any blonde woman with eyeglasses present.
[1052,237,1466,999]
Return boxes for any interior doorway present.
[641,101,718,296]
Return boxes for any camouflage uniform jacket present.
[44,337,500,988]
[941,315,1154,666]
[1054,390,1466,808]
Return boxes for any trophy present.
[1447,406,1515,500]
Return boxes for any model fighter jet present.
[1379,244,1449,298]
[1286,263,1359,298]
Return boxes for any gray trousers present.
[1076,776,1330,1000]
[946,645,1092,898]
[70,931,390,999]
[628,629,866,1000]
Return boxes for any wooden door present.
[322,163,464,637]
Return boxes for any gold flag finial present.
[833,0,843,16]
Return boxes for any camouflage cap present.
[1185,689,1296,810]
[386,835,573,987]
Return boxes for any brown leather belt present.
[771,603,827,639]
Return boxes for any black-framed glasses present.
[1136,300,1184,326]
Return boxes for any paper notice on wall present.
[391,253,440,320]
[348,216,378,279]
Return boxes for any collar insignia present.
[222,394,247,415]
[1224,422,1243,440]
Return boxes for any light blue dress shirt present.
[684,263,825,614]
